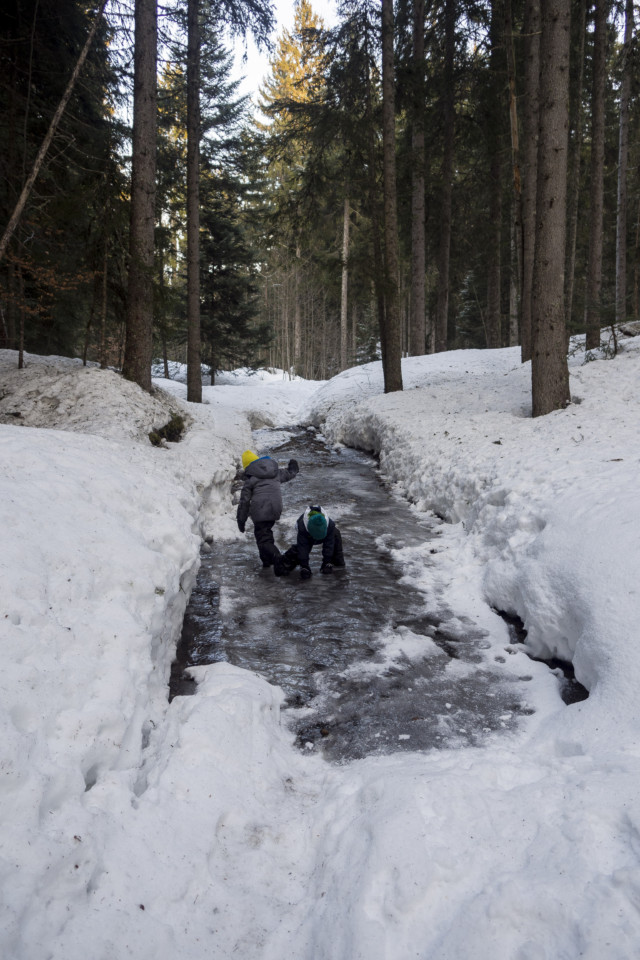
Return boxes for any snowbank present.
[0,351,250,954]
[3,338,640,960]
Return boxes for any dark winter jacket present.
[295,507,336,568]
[237,456,299,527]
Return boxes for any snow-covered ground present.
[1,334,639,959]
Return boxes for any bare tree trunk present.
[0,0,109,266]
[341,196,350,370]
[521,0,541,362]
[100,238,108,369]
[564,0,587,332]
[585,0,607,351]
[486,151,503,347]
[509,204,519,345]
[294,243,302,376]
[505,0,522,346]
[635,197,640,320]
[485,0,503,349]
[18,263,25,369]
[351,303,357,364]
[186,0,202,402]
[531,0,571,417]
[363,52,386,365]
[381,0,403,392]
[435,0,455,354]
[123,0,157,391]
[615,0,634,324]
[409,0,426,356]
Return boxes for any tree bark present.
[585,0,607,350]
[615,0,634,324]
[123,0,157,392]
[520,0,541,362]
[186,0,202,402]
[486,150,503,347]
[505,0,521,348]
[485,0,504,349]
[564,0,587,332]
[435,0,455,354]
[364,58,386,366]
[381,0,403,392]
[100,232,108,369]
[340,196,350,370]
[409,0,426,356]
[531,0,571,417]
[294,242,302,376]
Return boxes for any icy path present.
[172,428,536,761]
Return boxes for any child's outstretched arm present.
[278,459,299,483]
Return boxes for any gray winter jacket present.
[237,456,299,527]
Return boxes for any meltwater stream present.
[170,427,534,762]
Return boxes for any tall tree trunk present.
[294,242,302,376]
[485,0,504,349]
[435,0,455,353]
[352,303,357,364]
[99,227,109,369]
[123,0,157,391]
[531,0,571,417]
[341,196,350,370]
[505,0,521,348]
[564,0,587,332]
[635,197,640,320]
[521,0,541,362]
[362,49,386,363]
[381,0,403,392]
[509,203,519,345]
[585,0,607,350]
[615,0,634,324]
[486,151,503,347]
[409,0,426,356]
[186,0,202,402]
[18,263,25,369]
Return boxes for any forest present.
[0,0,637,416]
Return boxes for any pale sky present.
[231,0,338,102]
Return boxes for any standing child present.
[237,450,299,569]
[276,506,345,579]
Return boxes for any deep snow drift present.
[1,336,639,959]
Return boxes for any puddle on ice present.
[170,428,538,762]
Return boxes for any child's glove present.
[300,566,312,580]
[237,519,245,533]
[321,562,333,575]
[288,459,299,474]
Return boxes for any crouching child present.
[276,506,345,579]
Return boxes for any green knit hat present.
[307,509,328,540]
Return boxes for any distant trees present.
[0,0,125,363]
[250,0,638,412]
[1,0,638,416]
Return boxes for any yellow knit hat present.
[242,450,259,469]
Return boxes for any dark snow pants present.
[253,520,281,567]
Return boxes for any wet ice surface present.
[171,428,534,762]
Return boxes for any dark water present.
[170,427,535,762]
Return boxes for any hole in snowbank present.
[494,610,589,705]
[83,764,99,792]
